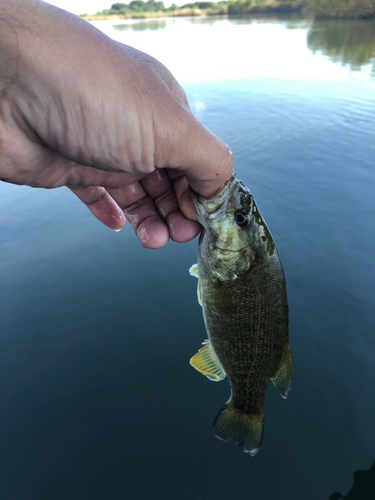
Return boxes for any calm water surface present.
[1,15,375,500]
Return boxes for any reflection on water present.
[105,15,375,83]
[330,460,375,499]
[307,19,375,76]
[112,19,166,31]
[178,14,224,25]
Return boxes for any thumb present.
[160,112,234,200]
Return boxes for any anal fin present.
[271,343,293,399]
[189,339,226,382]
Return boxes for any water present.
[1,15,375,500]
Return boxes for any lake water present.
[1,14,375,500]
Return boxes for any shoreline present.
[80,1,375,21]
[81,2,305,21]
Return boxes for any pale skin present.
[0,0,233,249]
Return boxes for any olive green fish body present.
[189,172,292,456]
[199,247,288,411]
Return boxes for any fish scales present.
[201,255,288,415]
[189,171,292,456]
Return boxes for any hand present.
[0,0,233,248]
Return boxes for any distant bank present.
[80,0,375,21]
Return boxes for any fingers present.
[107,170,201,249]
[107,177,170,248]
[68,167,201,249]
[70,186,125,230]
[71,180,170,247]
[166,171,197,221]
[140,170,201,244]
[122,193,171,249]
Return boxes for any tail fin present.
[212,401,265,456]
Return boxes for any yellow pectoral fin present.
[189,264,199,278]
[190,339,226,382]
[271,343,293,399]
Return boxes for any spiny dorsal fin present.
[213,401,265,456]
[189,263,202,306]
[190,339,226,382]
[271,343,293,399]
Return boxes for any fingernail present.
[114,228,122,232]
[137,226,149,245]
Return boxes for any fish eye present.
[234,210,250,228]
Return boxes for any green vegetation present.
[226,0,302,15]
[307,18,375,75]
[95,0,170,15]
[307,0,375,19]
[80,0,375,20]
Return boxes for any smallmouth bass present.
[189,172,292,456]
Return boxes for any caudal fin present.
[212,401,265,456]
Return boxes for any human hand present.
[0,0,233,248]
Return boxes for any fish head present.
[190,172,262,281]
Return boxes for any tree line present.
[82,0,375,19]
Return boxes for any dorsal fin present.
[271,343,293,399]
[190,339,226,382]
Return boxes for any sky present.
[45,0,182,14]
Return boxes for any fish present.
[189,171,292,456]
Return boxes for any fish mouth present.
[189,171,237,215]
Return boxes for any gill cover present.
[189,172,256,281]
